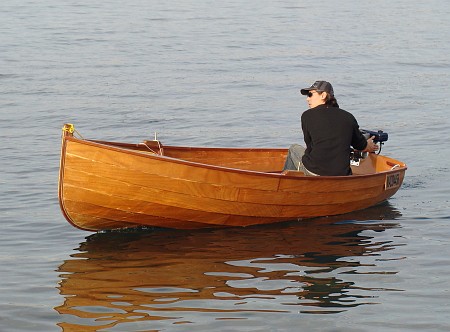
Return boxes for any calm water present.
[1,0,450,331]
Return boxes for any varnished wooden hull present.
[58,125,407,231]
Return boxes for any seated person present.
[284,80,378,176]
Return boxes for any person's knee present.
[290,144,305,157]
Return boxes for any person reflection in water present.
[283,80,379,176]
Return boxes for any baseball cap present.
[300,81,334,96]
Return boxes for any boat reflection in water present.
[55,202,404,331]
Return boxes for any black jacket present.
[301,104,367,176]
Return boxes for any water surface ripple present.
[1,0,450,331]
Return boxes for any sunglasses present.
[307,91,319,97]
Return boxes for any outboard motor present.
[350,129,388,166]
[360,129,388,146]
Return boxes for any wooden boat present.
[58,123,407,231]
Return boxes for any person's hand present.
[363,136,379,153]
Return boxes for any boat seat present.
[281,170,306,177]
